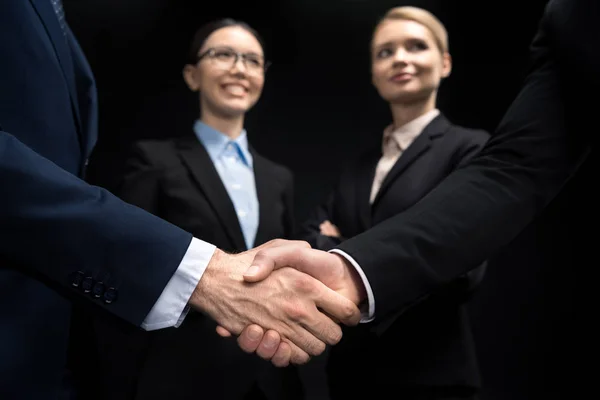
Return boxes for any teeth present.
[223,85,246,95]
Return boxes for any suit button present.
[103,287,118,304]
[92,282,105,298]
[84,158,89,167]
[82,276,94,293]
[70,271,85,288]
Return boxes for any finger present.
[244,245,313,282]
[244,243,312,282]
[313,283,361,327]
[271,341,292,367]
[286,322,328,357]
[284,339,311,365]
[254,239,311,252]
[247,246,335,283]
[256,329,281,360]
[296,296,344,346]
[237,324,265,353]
[216,325,232,337]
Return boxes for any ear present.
[441,52,452,78]
[183,64,200,92]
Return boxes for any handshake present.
[189,239,367,367]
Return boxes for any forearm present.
[1,131,194,326]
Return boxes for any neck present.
[389,95,436,129]
[200,110,245,139]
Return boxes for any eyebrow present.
[205,45,263,57]
[373,37,428,51]
[373,41,395,51]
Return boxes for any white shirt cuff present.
[141,237,216,331]
[328,249,375,323]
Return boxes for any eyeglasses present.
[196,47,270,75]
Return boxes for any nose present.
[231,55,248,73]
[393,48,408,64]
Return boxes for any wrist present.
[335,255,367,306]
[190,248,227,311]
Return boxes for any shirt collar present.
[382,109,440,151]
[193,120,253,167]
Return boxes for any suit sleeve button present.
[103,287,118,304]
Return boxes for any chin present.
[218,101,252,117]
[385,90,431,105]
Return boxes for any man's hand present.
[188,240,361,365]
[218,246,368,366]
[245,246,366,306]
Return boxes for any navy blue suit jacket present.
[0,1,193,397]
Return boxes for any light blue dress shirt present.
[193,120,259,250]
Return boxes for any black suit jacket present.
[93,135,300,400]
[332,0,596,397]
[118,135,294,252]
[1,2,195,398]
[299,114,490,398]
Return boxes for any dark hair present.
[186,18,267,65]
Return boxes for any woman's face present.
[371,19,451,105]
[184,26,265,118]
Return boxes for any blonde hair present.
[374,6,448,54]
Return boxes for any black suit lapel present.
[176,136,247,250]
[29,0,82,133]
[356,153,379,230]
[252,151,277,247]
[372,114,449,207]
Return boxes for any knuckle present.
[293,275,315,294]
[305,338,326,356]
[339,302,358,323]
[327,326,343,345]
[292,351,311,365]
[298,240,311,249]
[283,300,307,321]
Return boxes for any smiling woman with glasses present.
[92,18,302,400]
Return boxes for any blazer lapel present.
[356,152,380,230]
[177,136,247,250]
[372,114,449,207]
[30,0,82,134]
[252,151,276,247]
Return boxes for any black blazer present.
[117,135,294,252]
[93,134,301,400]
[299,114,490,398]
[332,0,597,397]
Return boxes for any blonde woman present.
[300,7,489,400]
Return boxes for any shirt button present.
[231,183,242,190]
[237,210,247,218]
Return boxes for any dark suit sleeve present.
[336,3,589,320]
[117,142,163,215]
[0,130,193,326]
[298,191,344,250]
[454,130,491,168]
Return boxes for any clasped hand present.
[189,239,365,367]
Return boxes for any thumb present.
[243,245,324,283]
[243,250,278,282]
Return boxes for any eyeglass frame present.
[195,46,271,74]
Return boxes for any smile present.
[221,84,249,96]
